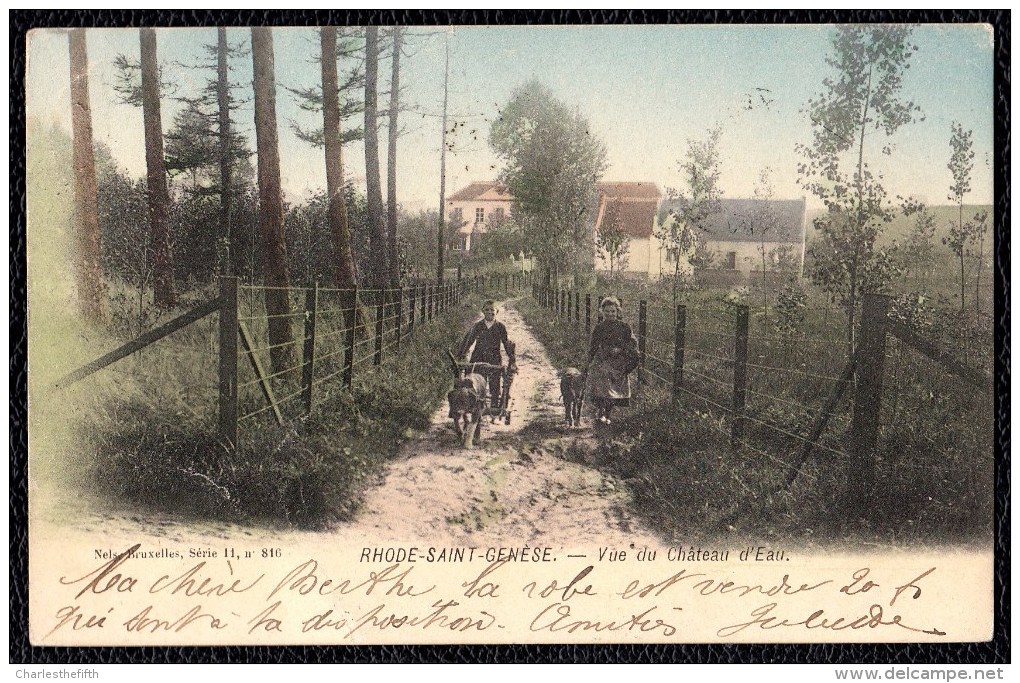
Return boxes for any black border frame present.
[9,9,1010,664]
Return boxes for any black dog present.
[559,367,585,427]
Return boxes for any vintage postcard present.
[23,23,999,648]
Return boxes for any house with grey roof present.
[656,197,808,278]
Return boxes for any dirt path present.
[32,300,665,551]
[348,299,663,548]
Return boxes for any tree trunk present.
[436,33,449,284]
[386,27,402,286]
[251,27,296,375]
[140,28,176,309]
[975,229,984,313]
[363,26,388,289]
[67,29,105,321]
[959,253,966,312]
[217,27,232,276]
[320,27,357,288]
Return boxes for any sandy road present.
[344,299,664,550]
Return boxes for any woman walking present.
[586,296,638,425]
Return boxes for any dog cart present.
[446,349,516,448]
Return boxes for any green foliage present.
[489,80,607,283]
[286,27,366,147]
[898,196,937,278]
[80,293,480,528]
[798,26,921,354]
[471,215,528,266]
[593,203,631,276]
[772,281,808,337]
[164,102,254,190]
[656,126,724,299]
[285,185,370,286]
[943,123,989,312]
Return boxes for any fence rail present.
[57,270,534,448]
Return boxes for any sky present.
[25,24,995,214]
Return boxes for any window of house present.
[492,207,505,222]
[475,207,485,224]
[725,251,737,269]
[664,248,679,263]
[451,207,463,223]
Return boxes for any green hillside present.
[806,204,994,255]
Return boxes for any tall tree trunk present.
[363,26,388,289]
[386,27,402,285]
[217,27,232,276]
[975,228,984,313]
[140,28,176,309]
[67,29,104,321]
[251,27,296,375]
[320,27,357,288]
[436,32,449,283]
[958,201,966,312]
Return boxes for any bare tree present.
[140,28,175,309]
[67,29,105,321]
[216,27,232,274]
[386,27,402,285]
[363,26,388,289]
[436,32,449,283]
[320,27,358,288]
[251,27,296,374]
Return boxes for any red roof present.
[446,180,661,238]
[596,197,659,239]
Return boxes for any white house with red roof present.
[444,181,514,253]
[445,180,665,276]
[592,181,664,277]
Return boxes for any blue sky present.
[26,24,994,213]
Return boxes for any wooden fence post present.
[421,284,428,324]
[673,304,686,403]
[302,282,318,414]
[574,291,580,323]
[374,290,385,366]
[343,286,357,389]
[409,285,416,336]
[851,293,891,499]
[218,276,239,447]
[396,287,404,348]
[732,304,749,445]
[637,300,648,384]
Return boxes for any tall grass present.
[51,280,486,528]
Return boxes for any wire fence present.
[230,272,534,436]
[533,282,993,488]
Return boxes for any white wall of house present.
[706,239,804,275]
[649,217,695,280]
[595,236,654,275]
[446,197,512,254]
